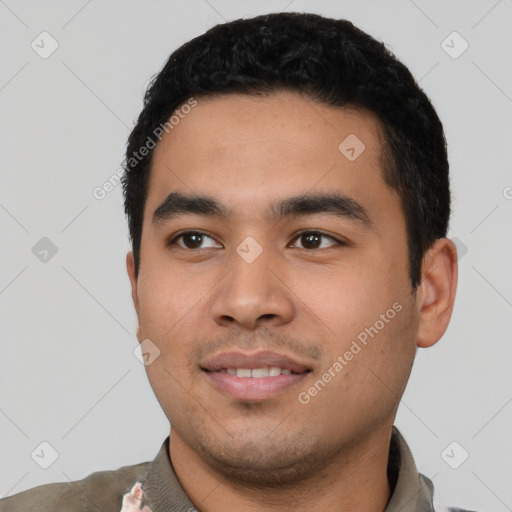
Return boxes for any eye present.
[168,231,221,250]
[289,231,342,250]
[167,230,344,251]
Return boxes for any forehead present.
[154,90,385,161]
[145,90,396,224]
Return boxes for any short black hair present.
[121,12,450,290]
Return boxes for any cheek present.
[137,264,210,334]
[136,265,215,381]
[289,258,401,334]
[289,255,413,397]
[297,303,416,435]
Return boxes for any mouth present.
[213,367,300,377]
[200,350,312,401]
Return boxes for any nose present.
[210,244,295,331]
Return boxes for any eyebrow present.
[152,191,374,229]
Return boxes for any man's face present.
[127,90,420,484]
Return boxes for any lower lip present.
[204,371,309,401]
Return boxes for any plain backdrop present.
[1,1,511,510]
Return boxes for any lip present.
[200,350,312,373]
[200,350,312,401]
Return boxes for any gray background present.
[1,0,511,510]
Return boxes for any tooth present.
[268,367,282,376]
[281,369,291,375]
[251,368,268,378]
[227,368,237,375]
[236,368,252,378]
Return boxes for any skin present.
[126,90,458,511]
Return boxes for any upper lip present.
[200,350,312,373]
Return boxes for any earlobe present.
[416,238,458,348]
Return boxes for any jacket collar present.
[384,426,435,512]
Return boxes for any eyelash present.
[167,230,345,250]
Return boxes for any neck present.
[168,426,394,512]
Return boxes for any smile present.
[215,367,295,377]
[200,350,313,400]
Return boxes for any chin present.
[195,429,334,488]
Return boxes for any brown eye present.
[301,233,322,249]
[169,231,221,250]
[181,233,204,249]
[291,231,340,250]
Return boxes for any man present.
[0,11,473,512]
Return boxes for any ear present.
[415,238,458,348]
[126,251,142,342]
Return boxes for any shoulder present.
[0,460,150,512]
